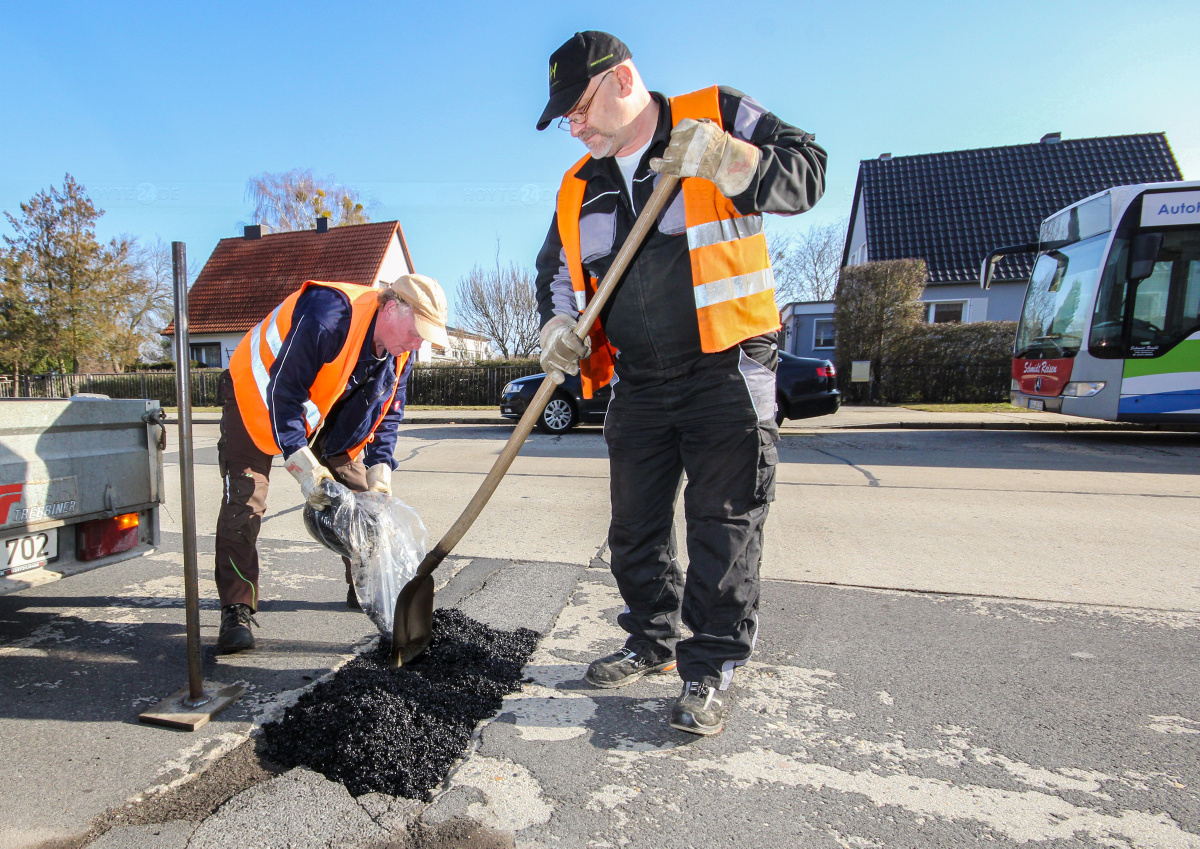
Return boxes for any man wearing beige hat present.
[213,274,449,653]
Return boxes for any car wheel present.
[538,394,578,434]
[774,393,787,426]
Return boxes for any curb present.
[163,415,1199,433]
[786,421,1160,432]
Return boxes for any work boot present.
[217,603,258,654]
[585,648,676,689]
[347,585,361,610]
[669,681,725,736]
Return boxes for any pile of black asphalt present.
[262,608,539,800]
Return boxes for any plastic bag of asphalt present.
[303,481,428,635]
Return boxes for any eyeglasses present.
[557,70,613,131]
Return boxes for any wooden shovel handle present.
[410,174,681,581]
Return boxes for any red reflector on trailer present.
[77,512,140,561]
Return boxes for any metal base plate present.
[138,681,245,731]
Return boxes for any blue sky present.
[2,0,1196,322]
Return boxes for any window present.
[1090,227,1200,359]
[189,343,221,367]
[813,319,836,349]
[927,301,965,323]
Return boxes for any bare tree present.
[769,218,848,305]
[245,169,370,232]
[456,262,540,360]
[125,237,188,363]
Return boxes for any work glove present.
[649,118,761,198]
[539,314,591,385]
[366,463,392,496]
[284,446,336,510]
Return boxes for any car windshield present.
[1015,233,1108,359]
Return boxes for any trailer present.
[0,397,165,591]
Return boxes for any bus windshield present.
[1015,233,1108,359]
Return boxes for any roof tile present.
[859,133,1182,283]
[168,221,406,335]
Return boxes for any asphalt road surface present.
[0,420,1197,848]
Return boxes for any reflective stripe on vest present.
[229,280,397,458]
[555,86,780,394]
[246,303,322,432]
[670,86,779,353]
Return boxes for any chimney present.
[1041,132,1062,144]
[878,153,892,160]
[316,217,330,234]
[243,224,269,239]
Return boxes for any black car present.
[775,352,840,423]
[500,372,611,434]
[500,353,839,434]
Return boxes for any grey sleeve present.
[718,87,827,216]
[534,211,580,327]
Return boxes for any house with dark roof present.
[163,219,416,368]
[840,132,1182,323]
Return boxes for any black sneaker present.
[584,648,677,689]
[669,681,725,736]
[217,603,258,654]
[346,585,361,610]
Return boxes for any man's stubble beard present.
[581,129,619,159]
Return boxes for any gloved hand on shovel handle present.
[650,118,760,198]
[285,446,336,509]
[539,314,591,385]
[366,463,392,496]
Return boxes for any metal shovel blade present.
[389,571,434,668]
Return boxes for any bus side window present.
[1130,232,1200,354]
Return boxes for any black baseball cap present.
[536,31,631,131]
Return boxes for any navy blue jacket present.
[267,286,409,469]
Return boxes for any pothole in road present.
[261,608,539,800]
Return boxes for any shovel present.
[389,174,681,667]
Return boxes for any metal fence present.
[839,362,1012,405]
[0,362,1010,408]
[0,363,546,408]
[407,364,543,406]
[0,371,225,406]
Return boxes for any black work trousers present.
[603,347,779,690]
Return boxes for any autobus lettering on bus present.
[1141,190,1200,227]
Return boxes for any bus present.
[981,180,1200,423]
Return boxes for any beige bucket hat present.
[385,273,449,349]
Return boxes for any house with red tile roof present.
[163,219,416,368]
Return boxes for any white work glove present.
[649,118,761,198]
[539,314,591,385]
[284,446,336,510]
[366,463,392,496]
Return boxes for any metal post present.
[171,242,207,706]
[138,240,243,730]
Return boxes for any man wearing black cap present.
[534,31,826,736]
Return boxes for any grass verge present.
[900,403,1023,413]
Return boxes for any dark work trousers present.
[214,370,368,611]
[603,347,779,690]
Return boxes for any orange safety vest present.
[228,280,410,458]
[556,86,780,398]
